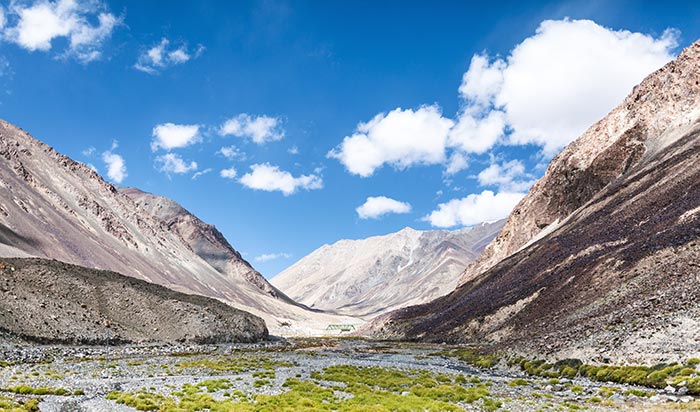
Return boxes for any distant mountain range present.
[271,221,503,318]
[366,40,700,363]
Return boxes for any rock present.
[664,385,676,394]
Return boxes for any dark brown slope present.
[366,41,700,362]
[0,258,267,344]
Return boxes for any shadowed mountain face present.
[366,41,700,363]
[0,121,359,336]
[271,221,504,319]
[0,258,267,344]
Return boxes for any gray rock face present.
[365,40,700,363]
[0,257,267,344]
[0,120,358,336]
[271,221,504,318]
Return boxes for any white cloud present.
[151,123,201,151]
[477,159,535,192]
[82,146,96,157]
[254,252,292,262]
[220,167,237,179]
[444,153,469,176]
[216,145,246,161]
[329,19,678,179]
[458,19,678,154]
[191,168,212,180]
[447,110,505,154]
[328,106,453,177]
[134,38,203,74]
[424,190,525,228]
[356,196,411,220]
[101,142,126,183]
[219,114,284,144]
[155,153,197,175]
[4,0,119,62]
[288,146,299,155]
[239,163,322,196]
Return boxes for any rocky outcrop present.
[365,40,700,363]
[0,258,267,344]
[271,221,503,318]
[459,40,700,286]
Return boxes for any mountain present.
[366,40,700,363]
[119,187,292,303]
[0,257,267,344]
[0,120,359,336]
[270,221,504,318]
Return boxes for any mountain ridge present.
[271,220,504,318]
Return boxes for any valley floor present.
[0,338,696,411]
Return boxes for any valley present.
[1,339,697,411]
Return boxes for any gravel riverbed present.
[0,338,695,411]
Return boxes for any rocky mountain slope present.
[0,257,267,344]
[271,221,503,318]
[366,40,700,363]
[120,187,293,303]
[0,121,359,335]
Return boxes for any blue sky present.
[1,0,699,277]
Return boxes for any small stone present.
[649,395,663,403]
[401,391,410,396]
[664,385,676,394]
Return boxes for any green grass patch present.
[430,348,499,368]
[516,357,700,395]
[1,386,70,396]
[107,364,503,411]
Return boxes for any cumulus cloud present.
[254,252,292,262]
[219,114,284,144]
[447,110,505,154]
[216,145,246,161]
[134,38,204,74]
[328,106,453,177]
[330,19,678,178]
[239,163,322,196]
[220,167,237,179]
[356,196,412,220]
[101,142,126,183]
[477,159,535,192]
[3,0,119,62]
[155,153,197,175]
[151,123,201,151]
[424,190,525,228]
[458,19,678,154]
[444,153,469,176]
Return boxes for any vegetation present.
[430,348,500,368]
[515,356,700,394]
[0,396,39,412]
[107,364,503,411]
[175,355,293,374]
[1,386,70,396]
